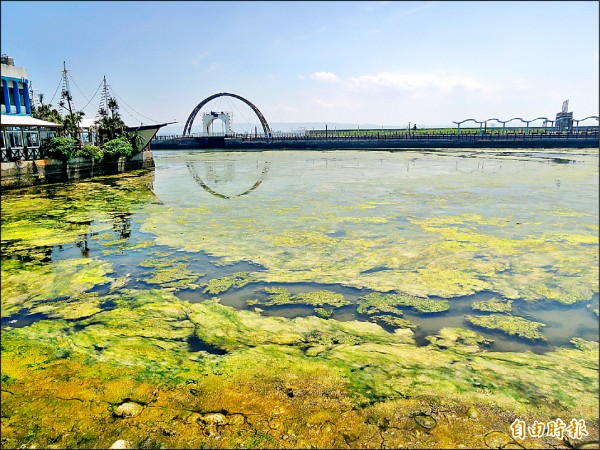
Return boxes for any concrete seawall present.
[0,150,155,190]
[150,135,599,151]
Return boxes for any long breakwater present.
[151,130,599,150]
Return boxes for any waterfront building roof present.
[0,114,62,128]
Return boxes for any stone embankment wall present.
[150,136,599,151]
[0,150,155,190]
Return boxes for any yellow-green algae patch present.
[1,289,598,449]
[465,314,547,341]
[247,287,351,309]
[139,149,598,302]
[1,151,598,448]
[1,171,157,253]
[203,272,257,294]
[1,258,114,318]
[357,292,449,315]
[471,297,514,313]
[426,327,495,353]
[370,314,417,329]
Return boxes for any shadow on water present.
[1,309,50,329]
[187,334,228,355]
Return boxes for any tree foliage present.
[59,89,85,140]
[102,136,133,159]
[40,136,78,161]
[75,145,103,160]
[97,97,126,142]
[32,103,62,125]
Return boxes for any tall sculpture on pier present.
[201,111,232,136]
[555,99,573,132]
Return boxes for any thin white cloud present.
[189,51,212,66]
[307,70,516,96]
[205,62,222,73]
[310,71,341,82]
[348,71,488,94]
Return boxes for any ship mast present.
[61,61,75,117]
[100,76,109,115]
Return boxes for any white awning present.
[79,118,99,129]
[0,114,63,128]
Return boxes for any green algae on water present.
[471,297,513,313]
[370,314,417,329]
[426,327,494,353]
[247,287,350,309]
[465,314,547,341]
[203,272,257,294]
[357,292,449,315]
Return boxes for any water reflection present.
[109,211,133,239]
[186,160,270,199]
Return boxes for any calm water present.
[1,148,598,354]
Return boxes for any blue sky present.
[2,1,598,133]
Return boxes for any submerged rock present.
[413,413,436,429]
[200,413,227,426]
[466,407,479,419]
[113,401,144,418]
[109,440,135,449]
[483,430,514,449]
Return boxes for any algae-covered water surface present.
[1,149,598,449]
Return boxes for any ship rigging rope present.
[68,74,94,111]
[48,75,63,105]
[77,78,103,114]
[108,85,159,124]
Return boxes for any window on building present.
[0,80,5,106]
[0,131,5,149]
[8,82,16,111]
[7,128,23,147]
[19,87,25,108]
[24,129,40,147]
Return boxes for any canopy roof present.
[0,114,63,128]
[79,118,98,129]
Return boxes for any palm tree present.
[32,103,62,124]
[97,97,125,142]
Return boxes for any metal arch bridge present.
[183,92,271,137]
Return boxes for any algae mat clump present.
[1,294,598,448]
[1,150,598,448]
[465,313,547,341]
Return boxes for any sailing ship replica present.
[58,62,174,152]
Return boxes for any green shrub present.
[76,145,103,160]
[102,136,133,159]
[41,136,78,160]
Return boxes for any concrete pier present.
[0,150,155,190]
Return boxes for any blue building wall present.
[1,76,32,116]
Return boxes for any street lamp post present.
[452,119,481,137]
[573,116,599,133]
[521,117,548,135]
[486,118,503,135]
